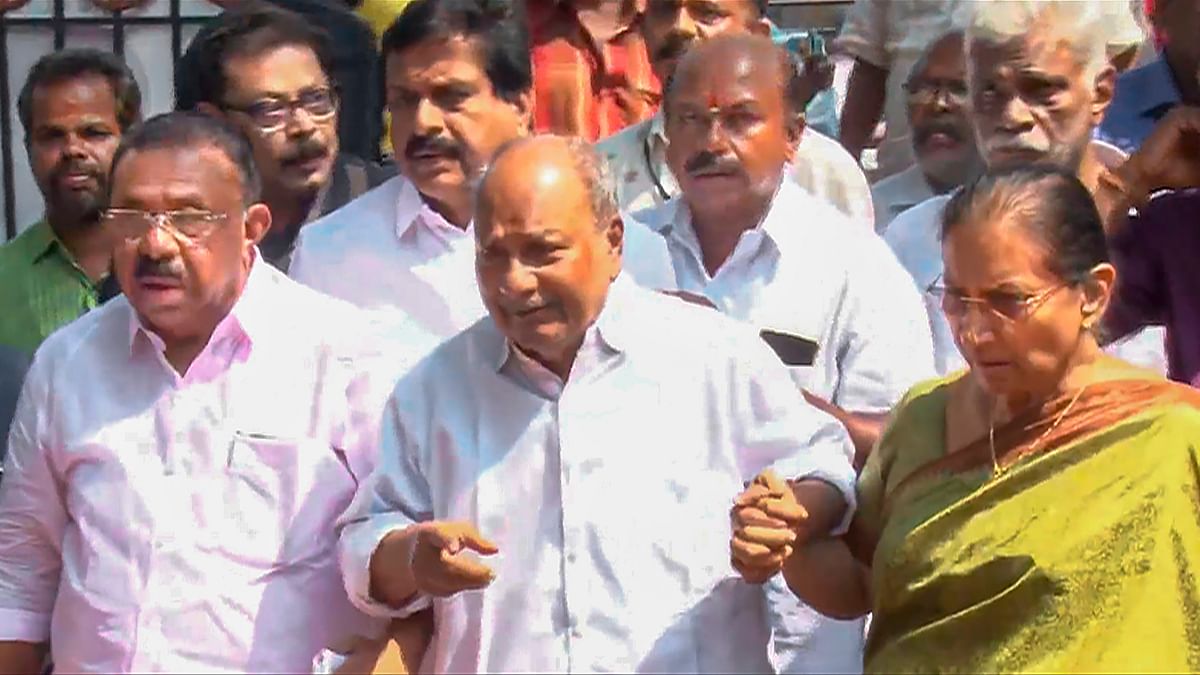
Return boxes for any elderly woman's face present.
[941,216,1092,403]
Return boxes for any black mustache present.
[654,33,694,63]
[50,159,101,182]
[404,135,462,160]
[684,151,741,176]
[281,139,328,165]
[914,121,964,145]
[134,256,184,279]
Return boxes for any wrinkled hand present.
[730,470,808,584]
[410,521,498,598]
[1121,106,1200,196]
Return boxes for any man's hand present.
[730,470,804,584]
[1117,106,1200,201]
[91,0,150,10]
[410,522,498,597]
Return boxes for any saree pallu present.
[865,376,1200,673]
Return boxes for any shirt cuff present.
[0,607,51,643]
[779,462,858,537]
[339,514,432,619]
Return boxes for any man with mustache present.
[290,0,673,339]
[884,0,1167,375]
[0,49,140,353]
[626,34,934,673]
[870,30,983,233]
[595,0,874,228]
[178,2,393,271]
[0,111,419,673]
[337,134,857,673]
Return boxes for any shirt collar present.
[393,177,468,241]
[489,273,635,374]
[126,251,273,358]
[24,220,59,264]
[648,175,793,262]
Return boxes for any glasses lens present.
[103,211,148,239]
[300,90,336,117]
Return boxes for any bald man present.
[336,135,857,673]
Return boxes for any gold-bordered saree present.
[857,366,1200,673]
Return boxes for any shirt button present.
[567,552,578,564]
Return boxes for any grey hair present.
[905,29,965,87]
[966,0,1111,81]
[478,134,619,229]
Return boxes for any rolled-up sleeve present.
[337,388,434,620]
[833,236,937,413]
[833,0,889,67]
[0,361,64,643]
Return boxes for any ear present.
[749,17,772,37]
[508,90,534,136]
[606,214,625,280]
[242,202,272,248]
[783,111,804,163]
[1080,262,1116,329]
[1090,64,1117,126]
[196,101,225,119]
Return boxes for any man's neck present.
[1164,45,1200,105]
[423,191,473,230]
[264,187,320,235]
[1077,145,1106,197]
[47,210,111,282]
[689,195,774,278]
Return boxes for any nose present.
[285,105,319,137]
[997,95,1034,132]
[500,260,538,300]
[670,6,697,39]
[950,303,997,345]
[138,218,181,260]
[413,97,445,135]
[62,132,88,159]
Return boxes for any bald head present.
[666,34,803,120]
[474,134,624,379]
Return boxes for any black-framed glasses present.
[102,208,231,246]
[221,87,337,133]
[902,78,968,107]
[927,276,1069,323]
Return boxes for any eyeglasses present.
[927,277,1069,323]
[101,208,231,246]
[221,87,337,133]
[902,78,968,107]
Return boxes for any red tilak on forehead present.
[707,92,720,108]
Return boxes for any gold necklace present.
[988,383,1090,478]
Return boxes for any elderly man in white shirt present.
[883,0,1167,376]
[0,113,427,673]
[597,0,873,228]
[636,34,936,673]
[337,134,857,673]
[869,30,982,233]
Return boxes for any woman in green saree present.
[732,165,1200,673]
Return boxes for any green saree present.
[857,370,1200,673]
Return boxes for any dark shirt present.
[1106,188,1200,387]
[258,153,395,271]
[176,0,385,162]
[1097,55,1181,153]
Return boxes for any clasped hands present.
[730,469,813,584]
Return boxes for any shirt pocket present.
[222,432,355,568]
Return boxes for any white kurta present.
[338,276,857,673]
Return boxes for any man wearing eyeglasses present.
[177,2,393,271]
[0,111,429,673]
[869,30,982,234]
[883,0,1167,376]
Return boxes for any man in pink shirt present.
[0,112,422,672]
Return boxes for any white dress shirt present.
[289,175,675,340]
[631,179,936,416]
[338,276,857,673]
[883,193,1169,374]
[869,163,936,234]
[598,113,875,229]
[0,260,429,673]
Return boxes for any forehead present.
[915,36,966,77]
[943,213,1057,285]
[968,32,1084,77]
[385,36,488,87]
[31,74,118,123]
[222,43,328,95]
[670,52,778,104]
[477,161,590,236]
[111,145,242,204]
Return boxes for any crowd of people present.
[0,0,1198,673]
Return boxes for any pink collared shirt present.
[0,260,419,672]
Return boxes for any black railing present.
[0,0,215,240]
